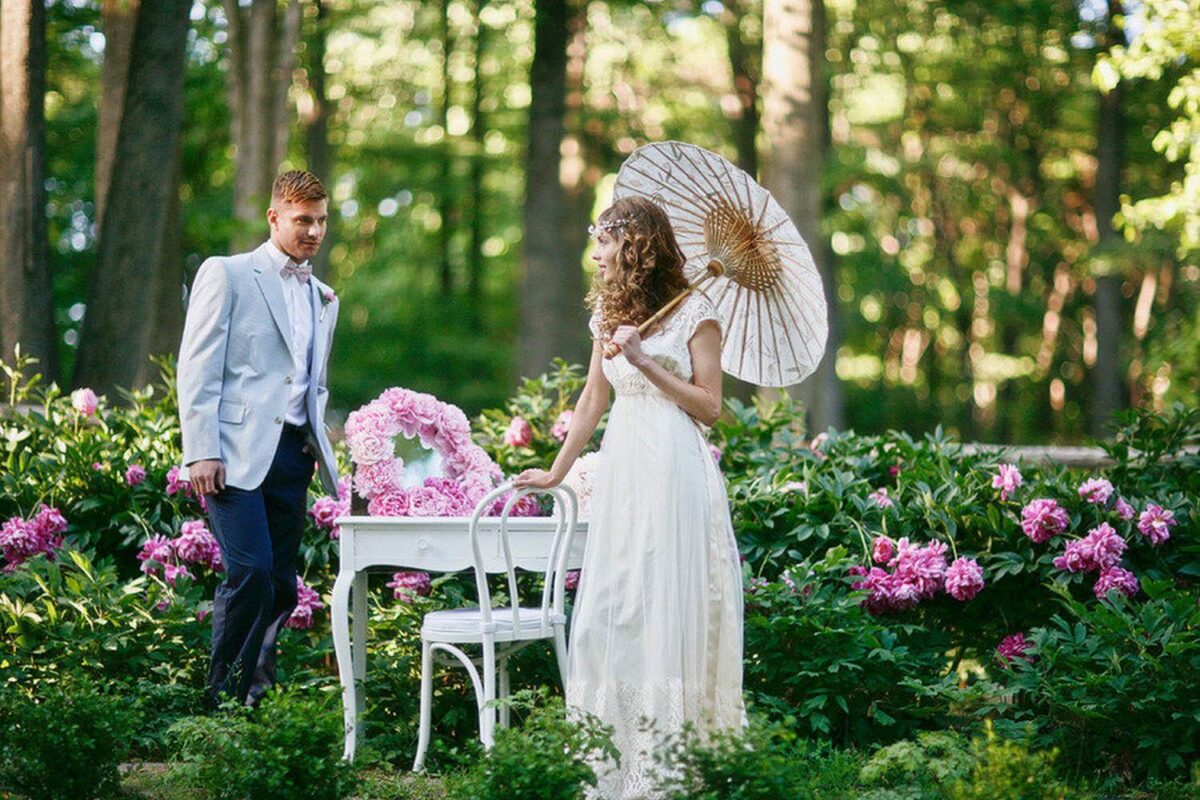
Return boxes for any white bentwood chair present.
[411,482,579,772]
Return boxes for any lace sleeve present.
[588,311,602,339]
[683,292,721,342]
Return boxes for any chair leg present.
[498,655,510,730]
[413,639,434,772]
[553,626,569,689]
[480,634,497,749]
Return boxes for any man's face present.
[267,197,328,262]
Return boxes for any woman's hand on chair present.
[514,468,562,489]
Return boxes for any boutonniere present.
[320,287,336,322]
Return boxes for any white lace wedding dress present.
[566,292,746,800]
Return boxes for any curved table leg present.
[331,569,357,761]
[352,571,368,734]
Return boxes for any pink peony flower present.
[1020,498,1070,544]
[174,520,223,572]
[551,410,574,442]
[368,490,411,517]
[872,536,895,565]
[1077,477,1114,505]
[71,387,98,416]
[92,462,103,471]
[709,444,723,464]
[869,487,894,508]
[1053,523,1126,573]
[944,557,985,601]
[1137,504,1176,546]
[502,417,533,448]
[564,570,580,591]
[125,464,146,486]
[1114,497,1135,521]
[992,463,1023,501]
[321,287,336,304]
[387,570,432,602]
[850,565,919,614]
[0,518,36,569]
[137,535,176,575]
[996,633,1034,666]
[163,562,193,586]
[1094,565,1139,599]
[165,465,188,495]
[286,576,325,629]
[310,481,352,537]
[882,537,948,601]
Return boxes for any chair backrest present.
[467,482,579,633]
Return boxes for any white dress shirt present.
[265,240,314,426]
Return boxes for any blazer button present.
[285,375,293,384]
[274,416,283,424]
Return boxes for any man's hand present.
[189,459,226,496]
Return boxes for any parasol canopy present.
[611,141,828,388]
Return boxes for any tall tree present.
[760,0,842,431]
[517,0,589,379]
[98,0,184,387]
[302,0,334,280]
[74,0,191,393]
[1089,0,1126,436]
[467,0,488,317]
[438,0,456,296]
[0,0,58,378]
[721,0,760,178]
[225,0,301,250]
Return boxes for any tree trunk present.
[303,0,334,281]
[517,0,588,379]
[722,0,759,178]
[96,0,138,229]
[0,0,58,378]
[73,0,191,393]
[226,0,300,250]
[438,0,455,296]
[1090,0,1125,437]
[136,151,185,388]
[760,0,842,432]
[467,0,487,318]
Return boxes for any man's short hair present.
[271,170,327,206]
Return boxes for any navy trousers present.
[204,422,314,707]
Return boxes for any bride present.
[516,195,745,798]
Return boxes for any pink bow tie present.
[280,261,312,284]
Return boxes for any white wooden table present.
[331,515,588,760]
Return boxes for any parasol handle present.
[602,259,724,359]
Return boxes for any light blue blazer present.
[177,242,339,494]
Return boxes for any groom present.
[178,170,339,707]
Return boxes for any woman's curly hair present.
[586,196,690,339]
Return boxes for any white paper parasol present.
[611,141,828,388]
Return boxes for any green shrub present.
[445,690,617,800]
[950,726,1070,800]
[858,726,1071,800]
[743,548,950,747]
[167,686,355,800]
[650,717,864,799]
[0,676,137,800]
[859,730,977,799]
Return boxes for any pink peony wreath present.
[345,387,538,517]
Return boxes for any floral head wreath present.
[587,216,630,238]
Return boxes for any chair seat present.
[421,606,563,643]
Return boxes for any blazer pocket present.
[218,400,246,424]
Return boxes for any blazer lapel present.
[308,278,326,373]
[252,244,296,360]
